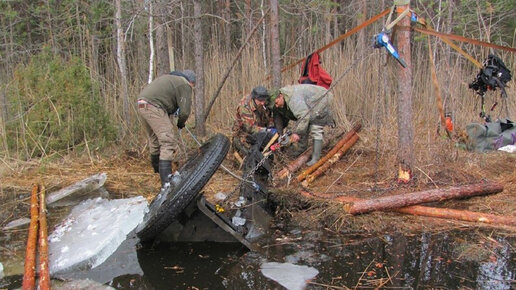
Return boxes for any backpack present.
[469,54,512,96]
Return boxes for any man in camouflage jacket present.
[271,84,333,165]
[232,86,275,156]
[137,69,195,187]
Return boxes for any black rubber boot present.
[158,160,172,187]
[150,154,160,173]
[306,139,322,166]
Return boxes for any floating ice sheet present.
[48,196,148,275]
[260,262,318,290]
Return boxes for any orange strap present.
[427,34,451,137]
[279,8,391,75]
[414,26,516,54]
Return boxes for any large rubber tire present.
[137,133,230,242]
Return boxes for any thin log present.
[38,185,51,290]
[395,205,516,226]
[297,123,361,182]
[22,184,39,290]
[345,182,504,215]
[46,172,107,205]
[301,190,516,227]
[302,133,359,186]
[203,7,270,122]
[276,148,312,180]
[276,126,349,180]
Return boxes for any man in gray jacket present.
[137,70,195,186]
[271,84,333,166]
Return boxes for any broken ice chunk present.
[260,262,319,290]
[48,196,148,275]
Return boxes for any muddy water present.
[120,228,514,289]
[1,190,515,289]
[4,228,513,289]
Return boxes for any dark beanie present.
[251,86,269,100]
[181,69,196,83]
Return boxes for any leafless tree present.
[193,0,205,136]
[115,0,130,128]
[270,0,281,88]
[395,0,414,182]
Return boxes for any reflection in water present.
[110,228,514,289]
[2,228,513,289]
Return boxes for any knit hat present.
[181,69,196,84]
[251,86,269,100]
[267,88,281,109]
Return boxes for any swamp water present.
[2,226,514,289]
[1,189,515,289]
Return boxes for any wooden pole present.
[297,123,361,182]
[38,185,51,289]
[22,184,39,290]
[302,133,359,186]
[345,182,504,215]
[301,190,516,227]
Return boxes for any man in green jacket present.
[137,70,195,186]
[271,84,333,166]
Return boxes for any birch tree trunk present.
[270,0,281,88]
[115,0,130,128]
[260,0,267,69]
[148,1,155,84]
[193,0,206,136]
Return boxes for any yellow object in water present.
[215,204,225,213]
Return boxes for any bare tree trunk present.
[223,0,231,50]
[395,0,414,183]
[115,0,130,128]
[148,1,155,83]
[270,0,281,88]
[155,2,170,76]
[167,26,175,71]
[260,0,267,69]
[193,0,205,136]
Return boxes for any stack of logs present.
[274,123,514,228]
[276,122,362,185]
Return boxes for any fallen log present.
[302,133,359,186]
[22,184,39,290]
[276,148,312,180]
[297,123,361,182]
[276,126,349,180]
[301,190,516,227]
[343,182,504,215]
[47,172,107,205]
[38,185,51,290]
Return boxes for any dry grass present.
[1,37,515,235]
[1,118,514,237]
[267,123,516,234]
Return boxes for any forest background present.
[0,0,515,171]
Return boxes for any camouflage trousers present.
[137,103,179,161]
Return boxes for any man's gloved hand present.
[177,122,185,129]
[267,127,277,134]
